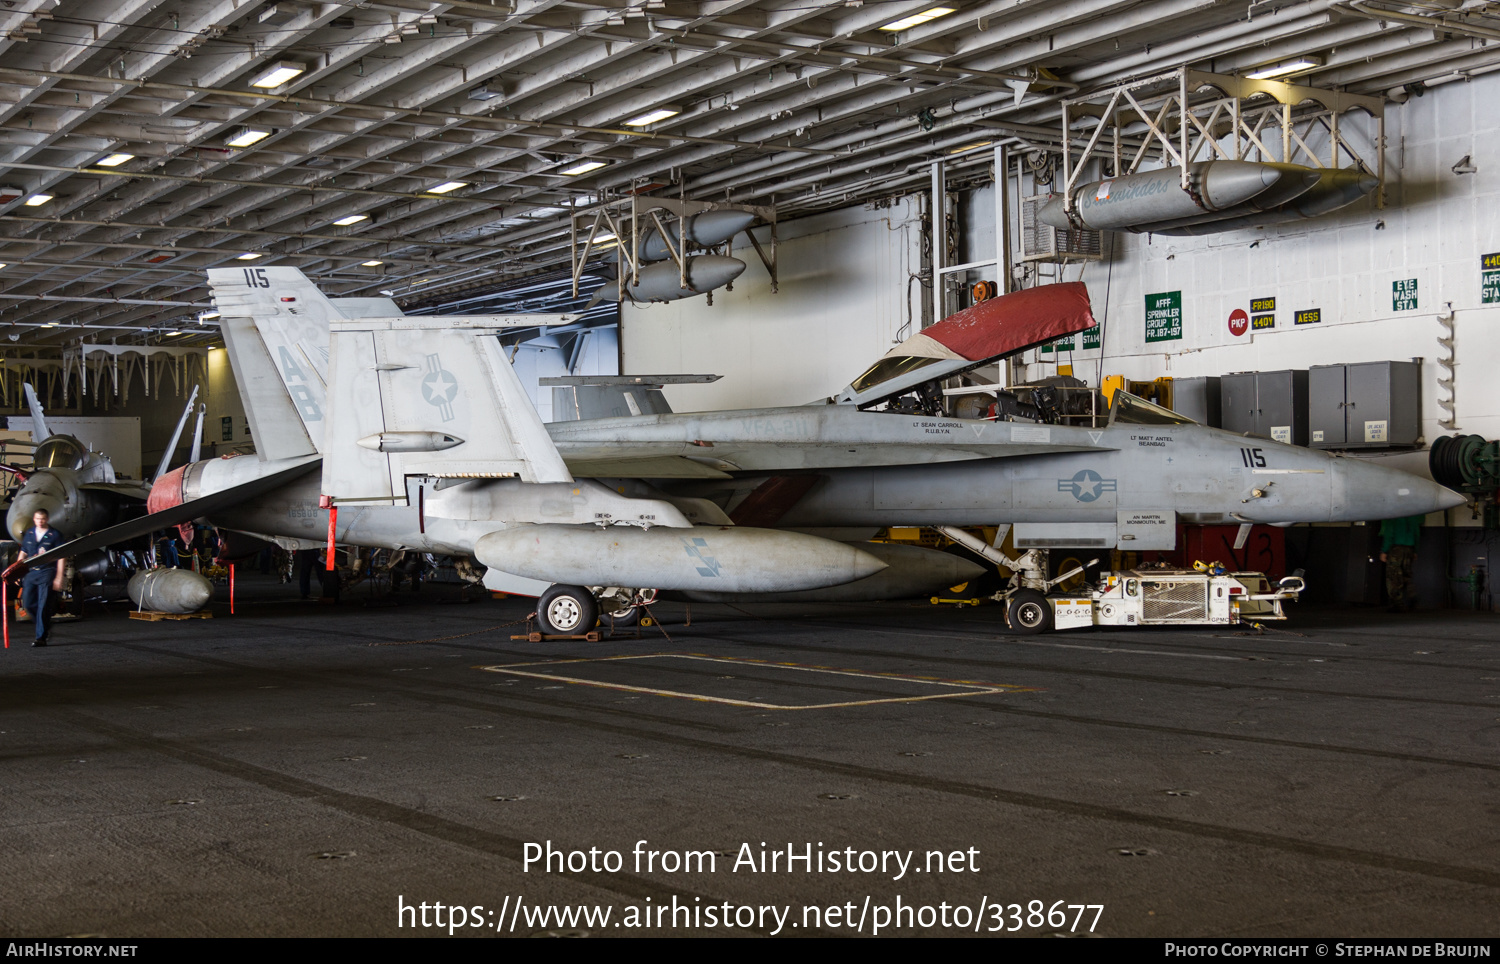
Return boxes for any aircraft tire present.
[538,584,598,635]
[606,603,640,628]
[1006,589,1052,635]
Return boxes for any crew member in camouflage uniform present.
[1379,514,1424,613]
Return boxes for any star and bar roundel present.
[421,353,459,422]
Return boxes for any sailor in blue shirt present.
[17,508,66,647]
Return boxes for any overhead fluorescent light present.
[362,260,384,266]
[24,194,52,206]
[41,323,57,328]
[468,86,501,101]
[333,214,368,226]
[560,160,606,176]
[427,180,468,194]
[165,330,183,336]
[949,140,992,154]
[226,126,272,147]
[236,253,263,260]
[0,264,6,269]
[880,6,955,31]
[97,153,134,167]
[624,106,682,127]
[1247,56,1323,80]
[250,61,306,89]
[198,310,220,321]
[591,232,617,243]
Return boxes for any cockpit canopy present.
[1108,391,1197,426]
[32,435,88,471]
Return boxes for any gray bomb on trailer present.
[128,568,213,614]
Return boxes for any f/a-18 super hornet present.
[18,268,1463,635]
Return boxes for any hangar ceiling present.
[0,0,1497,349]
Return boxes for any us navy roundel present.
[1058,469,1118,502]
[421,353,458,422]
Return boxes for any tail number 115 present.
[1239,447,1266,468]
[243,267,270,287]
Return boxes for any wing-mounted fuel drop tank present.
[600,256,746,305]
[1040,161,1377,235]
[474,525,886,593]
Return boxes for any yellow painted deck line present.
[478,653,1035,710]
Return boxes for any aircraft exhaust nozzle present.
[473,524,886,593]
[1039,161,1280,232]
[127,568,214,614]
[599,256,746,304]
[356,431,464,453]
[640,210,758,261]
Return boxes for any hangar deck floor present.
[1,576,1496,938]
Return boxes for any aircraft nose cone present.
[1434,482,1466,512]
[8,492,64,542]
[1334,457,1465,521]
[7,475,67,541]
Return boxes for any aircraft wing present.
[549,406,1114,475]
[78,481,154,499]
[8,458,320,574]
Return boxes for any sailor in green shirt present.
[1378,514,1424,612]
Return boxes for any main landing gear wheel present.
[606,601,640,628]
[537,585,598,635]
[1006,588,1053,635]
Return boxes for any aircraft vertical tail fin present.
[322,316,572,504]
[22,383,48,442]
[207,266,339,459]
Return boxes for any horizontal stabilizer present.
[10,458,320,574]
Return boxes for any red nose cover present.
[922,281,1096,361]
[147,465,188,515]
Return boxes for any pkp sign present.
[1228,308,1250,337]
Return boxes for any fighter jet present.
[17,269,1464,636]
[2,383,158,543]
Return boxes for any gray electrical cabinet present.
[1220,370,1309,445]
[1171,376,1221,427]
[1308,360,1421,448]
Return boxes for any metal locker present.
[1309,365,1348,446]
[1254,369,1308,446]
[1172,376,1221,427]
[1345,360,1421,447]
[1220,373,1258,436]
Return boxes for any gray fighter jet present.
[2,383,158,543]
[18,269,1463,635]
